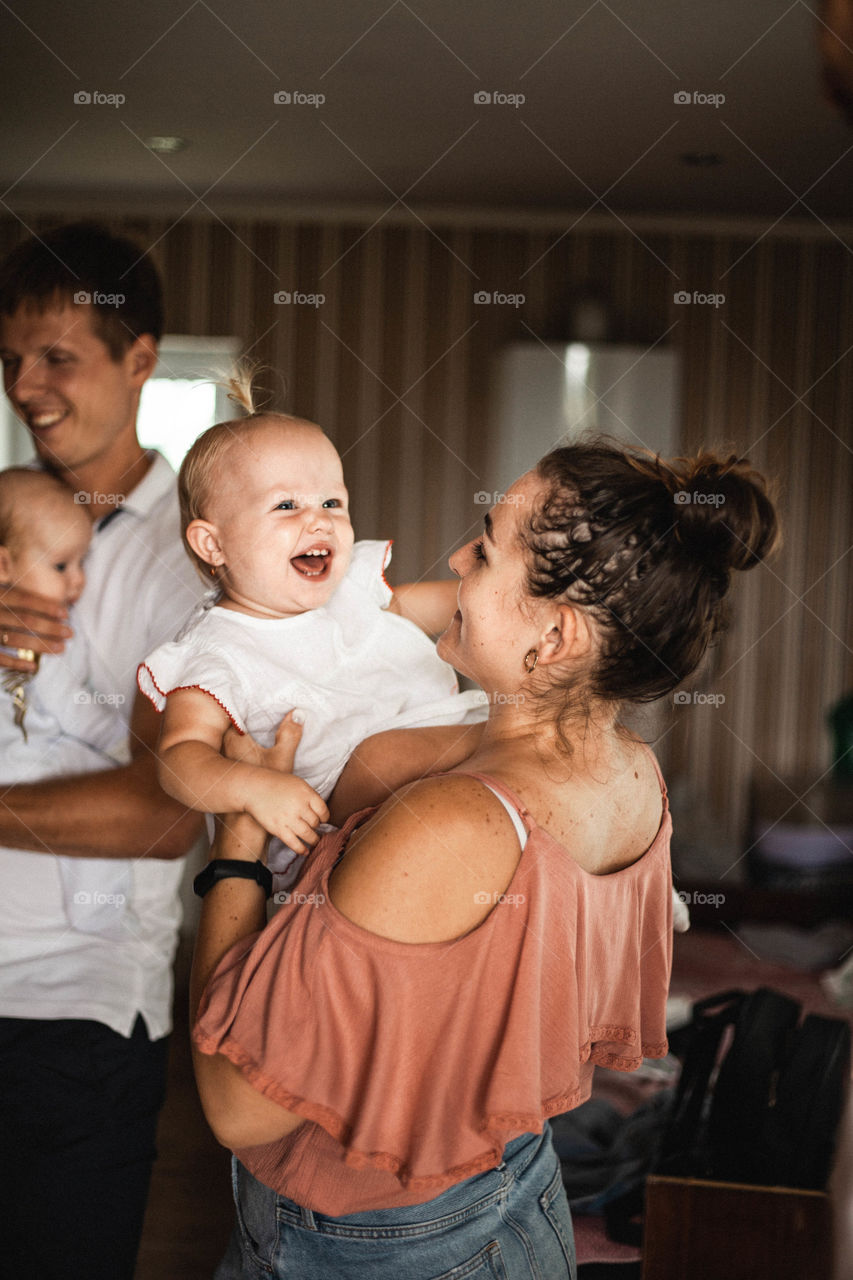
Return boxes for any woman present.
[190,442,778,1279]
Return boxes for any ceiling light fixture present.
[144,136,189,154]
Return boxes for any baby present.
[137,384,486,876]
[0,467,129,932]
[0,467,89,732]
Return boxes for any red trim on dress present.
[380,539,394,598]
[136,662,245,733]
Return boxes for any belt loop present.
[300,1205,317,1230]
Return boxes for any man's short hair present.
[0,222,163,360]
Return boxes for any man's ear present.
[125,334,158,389]
[0,544,14,584]
[185,519,225,569]
[537,603,594,666]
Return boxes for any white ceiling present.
[1,0,849,221]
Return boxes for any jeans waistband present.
[276,1125,552,1235]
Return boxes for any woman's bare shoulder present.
[327,774,524,944]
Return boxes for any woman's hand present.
[223,710,305,774]
[0,583,72,672]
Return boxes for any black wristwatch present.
[193,859,273,899]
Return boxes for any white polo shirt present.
[0,450,203,1038]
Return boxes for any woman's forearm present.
[190,813,269,1018]
[190,812,304,1149]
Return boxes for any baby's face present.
[7,497,91,605]
[206,420,355,618]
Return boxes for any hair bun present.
[665,452,779,573]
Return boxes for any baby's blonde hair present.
[178,366,307,582]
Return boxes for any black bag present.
[604,986,851,1247]
[659,986,850,1190]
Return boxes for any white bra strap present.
[480,781,529,851]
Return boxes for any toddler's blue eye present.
[276,500,296,510]
[322,499,341,508]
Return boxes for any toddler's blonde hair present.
[178,366,298,582]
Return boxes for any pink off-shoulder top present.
[193,764,673,1216]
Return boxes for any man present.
[0,223,204,1279]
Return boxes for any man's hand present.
[0,583,72,672]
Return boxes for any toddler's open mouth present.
[290,547,332,579]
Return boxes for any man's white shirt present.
[0,451,203,1038]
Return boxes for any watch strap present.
[193,858,273,899]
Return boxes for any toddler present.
[138,383,486,878]
[0,467,130,932]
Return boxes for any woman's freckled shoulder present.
[329,773,523,942]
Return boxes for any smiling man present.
[0,223,204,1280]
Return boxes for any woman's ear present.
[537,603,594,666]
[185,519,225,568]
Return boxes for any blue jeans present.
[215,1125,575,1279]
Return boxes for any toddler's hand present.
[247,770,328,853]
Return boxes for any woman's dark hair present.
[0,222,163,359]
[524,442,779,706]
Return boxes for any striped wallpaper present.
[1,208,851,875]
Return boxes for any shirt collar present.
[114,449,176,520]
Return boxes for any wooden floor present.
[135,939,233,1280]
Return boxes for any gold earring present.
[210,565,217,577]
[524,648,538,673]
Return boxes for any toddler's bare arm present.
[158,690,327,852]
[328,721,484,825]
[387,580,458,637]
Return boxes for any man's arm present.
[0,691,203,859]
[0,582,72,672]
[387,580,458,637]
